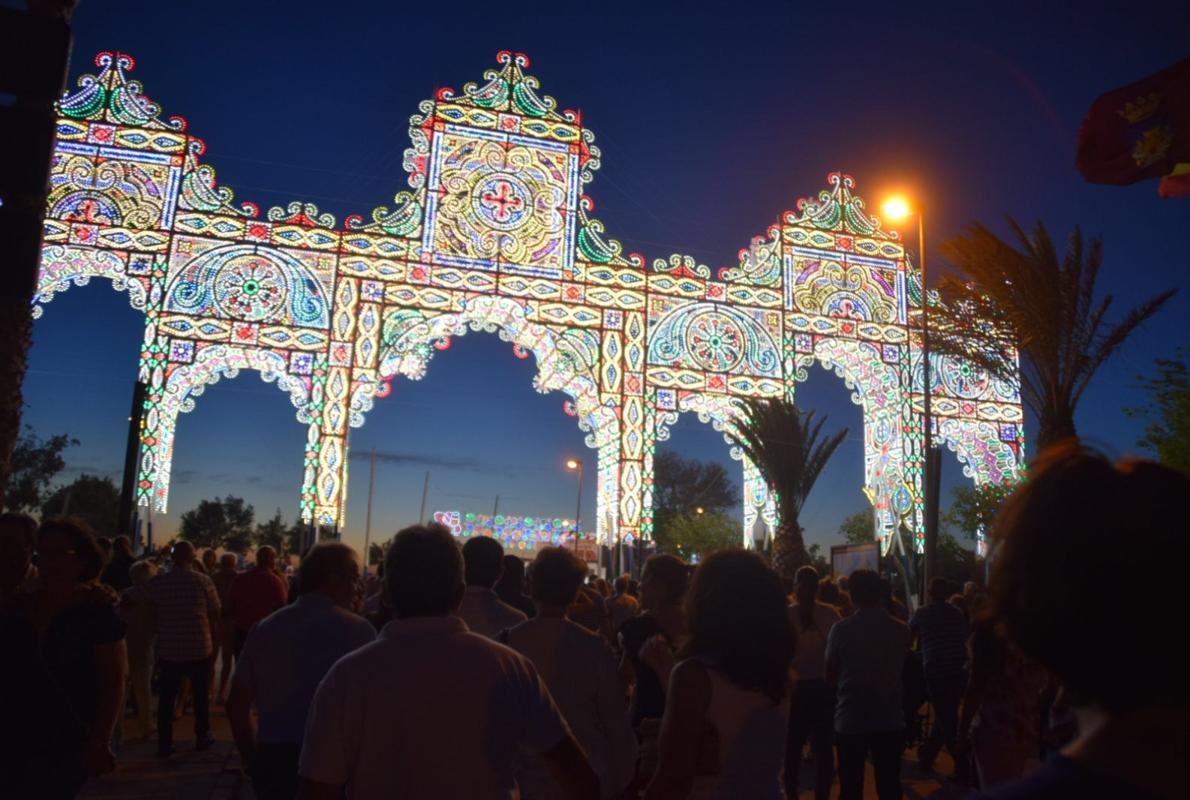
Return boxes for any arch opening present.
[347,334,602,559]
[21,281,145,536]
[356,296,619,548]
[163,368,312,545]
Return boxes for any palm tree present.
[935,219,1175,450]
[726,399,847,578]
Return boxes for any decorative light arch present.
[34,245,148,317]
[147,344,319,518]
[35,51,1024,546]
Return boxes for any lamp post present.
[566,458,584,556]
[881,196,938,600]
[363,448,376,576]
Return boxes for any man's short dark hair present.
[501,553,525,581]
[848,569,882,607]
[992,444,1190,712]
[928,576,951,604]
[298,542,358,594]
[462,535,504,587]
[383,524,464,617]
[529,547,587,607]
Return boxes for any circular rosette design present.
[213,255,287,322]
[162,243,331,329]
[687,311,746,373]
[939,355,991,400]
[647,301,781,379]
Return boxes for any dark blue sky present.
[20,0,1189,554]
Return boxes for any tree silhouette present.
[41,474,120,536]
[179,495,255,552]
[3,426,76,513]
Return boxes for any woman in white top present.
[786,565,842,800]
[503,547,637,799]
[644,550,793,800]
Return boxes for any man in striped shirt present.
[910,577,970,772]
[143,540,222,757]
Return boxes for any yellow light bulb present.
[881,196,912,222]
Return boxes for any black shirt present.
[102,554,134,591]
[619,614,668,726]
[0,596,126,748]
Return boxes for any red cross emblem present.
[480,179,525,223]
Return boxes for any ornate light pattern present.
[35,51,1025,549]
[433,510,578,553]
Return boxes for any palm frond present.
[932,216,1177,446]
[725,398,847,529]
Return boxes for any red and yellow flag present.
[1077,58,1190,197]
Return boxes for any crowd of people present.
[0,443,1186,799]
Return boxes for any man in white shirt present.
[227,543,375,800]
[297,524,599,799]
[456,535,527,638]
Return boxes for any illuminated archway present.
[35,51,1025,546]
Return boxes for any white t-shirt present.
[299,615,570,798]
[456,586,528,639]
[788,602,841,681]
[504,616,637,799]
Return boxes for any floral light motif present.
[34,51,1024,546]
[433,510,579,553]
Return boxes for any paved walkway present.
[81,707,971,799]
[80,707,251,800]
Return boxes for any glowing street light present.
[695,506,705,515]
[565,458,583,554]
[881,195,912,222]
[881,193,938,599]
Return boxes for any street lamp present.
[565,458,583,556]
[695,506,704,515]
[881,195,938,600]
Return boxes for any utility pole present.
[418,470,430,524]
[363,448,376,575]
[118,381,148,539]
[919,212,940,601]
